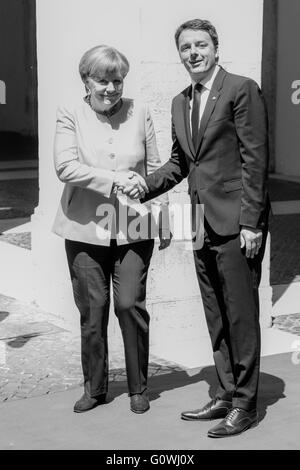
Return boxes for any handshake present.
[113,171,149,199]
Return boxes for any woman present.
[52,45,170,414]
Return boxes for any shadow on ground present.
[0,311,9,322]
[105,366,285,424]
[7,332,42,348]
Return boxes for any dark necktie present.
[191,83,202,150]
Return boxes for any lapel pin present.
[212,96,217,100]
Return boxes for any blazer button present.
[108,137,114,144]
[195,161,199,166]
[109,153,115,159]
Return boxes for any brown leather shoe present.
[130,390,150,414]
[181,399,232,421]
[73,393,106,413]
[207,407,258,438]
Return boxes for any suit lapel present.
[173,67,227,160]
[173,86,195,160]
[184,88,195,157]
[195,67,227,158]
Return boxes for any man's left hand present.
[240,226,263,258]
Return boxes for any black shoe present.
[181,398,232,421]
[73,392,106,413]
[207,407,258,438]
[130,390,150,414]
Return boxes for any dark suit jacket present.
[143,66,270,236]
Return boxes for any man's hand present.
[240,226,263,258]
[113,171,148,198]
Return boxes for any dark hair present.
[175,19,219,50]
[79,45,129,82]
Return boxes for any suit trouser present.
[65,238,154,397]
[193,220,267,411]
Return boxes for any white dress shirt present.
[190,64,220,130]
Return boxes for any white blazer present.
[52,98,169,245]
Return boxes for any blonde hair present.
[79,45,129,82]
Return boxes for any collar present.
[84,95,123,118]
[99,98,123,118]
[191,64,220,92]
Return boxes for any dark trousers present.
[193,220,267,411]
[65,238,154,397]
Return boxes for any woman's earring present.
[83,87,91,104]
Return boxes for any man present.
[120,18,269,438]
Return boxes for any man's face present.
[177,29,218,80]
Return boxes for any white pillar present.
[32,0,271,363]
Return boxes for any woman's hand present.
[113,171,148,198]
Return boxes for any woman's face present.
[85,72,124,110]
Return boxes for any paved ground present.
[269,214,300,284]
[0,178,38,219]
[0,289,297,404]
[0,294,82,401]
[0,351,299,450]
[0,232,30,250]
[273,312,300,335]
[0,293,183,402]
